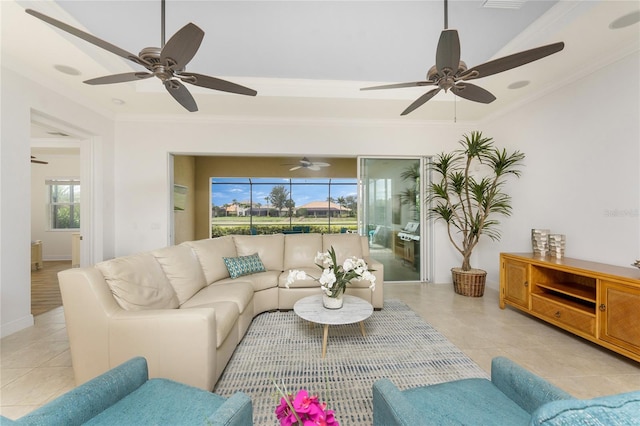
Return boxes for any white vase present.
[323,294,344,309]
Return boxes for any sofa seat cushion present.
[181,301,238,349]
[186,236,237,284]
[83,378,229,425]
[284,233,323,269]
[217,270,280,293]
[181,282,253,315]
[402,378,530,425]
[234,234,284,271]
[279,269,374,289]
[531,391,640,425]
[279,267,322,288]
[152,244,207,305]
[96,253,179,311]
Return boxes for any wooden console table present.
[500,253,640,362]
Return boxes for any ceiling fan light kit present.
[25,0,257,112]
[361,0,564,116]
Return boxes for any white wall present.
[30,153,81,260]
[0,67,115,337]
[479,51,640,286]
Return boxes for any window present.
[47,179,80,230]
[211,177,357,236]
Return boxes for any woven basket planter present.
[451,268,487,297]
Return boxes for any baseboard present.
[43,256,72,261]
[1,314,35,338]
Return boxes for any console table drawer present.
[532,295,595,336]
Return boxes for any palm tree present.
[336,196,347,217]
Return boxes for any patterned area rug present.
[214,299,487,425]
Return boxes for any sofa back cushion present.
[185,236,237,284]
[233,234,285,271]
[322,233,363,264]
[284,233,323,270]
[531,391,640,425]
[96,253,179,310]
[152,244,207,305]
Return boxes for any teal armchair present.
[1,357,252,426]
[373,356,640,425]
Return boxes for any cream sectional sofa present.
[58,233,383,391]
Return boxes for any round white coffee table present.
[293,294,373,358]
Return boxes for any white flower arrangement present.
[286,246,376,298]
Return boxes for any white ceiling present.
[3,0,640,123]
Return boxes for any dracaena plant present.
[428,131,525,271]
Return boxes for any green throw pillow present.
[223,253,266,279]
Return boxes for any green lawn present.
[211,216,357,237]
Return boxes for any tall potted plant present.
[428,131,525,297]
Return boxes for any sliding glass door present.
[359,157,428,282]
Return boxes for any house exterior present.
[298,201,351,218]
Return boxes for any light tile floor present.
[1,283,639,420]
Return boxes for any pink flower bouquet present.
[275,388,339,426]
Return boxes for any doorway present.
[30,115,86,315]
[359,157,429,282]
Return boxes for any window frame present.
[46,178,81,231]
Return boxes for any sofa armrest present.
[108,308,217,390]
[207,392,254,426]
[364,256,384,308]
[491,357,573,414]
[13,357,148,425]
[372,378,421,426]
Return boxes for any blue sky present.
[211,178,357,207]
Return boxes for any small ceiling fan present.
[31,156,48,164]
[25,0,257,112]
[361,0,564,116]
[287,157,331,171]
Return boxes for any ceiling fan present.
[25,0,257,112]
[288,157,331,171]
[361,0,564,116]
[31,156,48,164]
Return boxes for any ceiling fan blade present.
[308,165,321,171]
[289,166,302,171]
[436,29,461,75]
[31,156,48,164]
[401,88,441,116]
[361,81,434,91]
[451,83,496,104]
[313,162,331,167]
[460,42,565,81]
[25,9,150,69]
[161,23,204,70]
[179,72,257,96]
[164,80,198,112]
[84,72,153,85]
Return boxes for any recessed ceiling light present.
[609,10,640,30]
[111,98,126,105]
[508,80,530,90]
[53,64,81,76]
